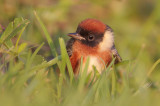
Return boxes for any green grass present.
[1,0,160,105]
[0,13,160,106]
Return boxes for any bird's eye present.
[88,35,94,41]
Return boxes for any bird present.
[66,19,122,75]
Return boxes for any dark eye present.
[88,35,94,41]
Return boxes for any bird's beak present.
[68,33,85,40]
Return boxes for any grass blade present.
[34,11,57,57]
[59,38,74,83]
[147,58,160,77]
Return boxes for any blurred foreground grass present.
[0,0,160,106]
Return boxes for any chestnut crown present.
[68,19,113,47]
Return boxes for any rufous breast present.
[70,41,112,74]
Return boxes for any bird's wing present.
[111,44,122,64]
[66,38,75,57]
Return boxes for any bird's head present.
[68,19,114,51]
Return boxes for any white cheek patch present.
[99,31,114,52]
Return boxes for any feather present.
[111,44,122,64]
[66,38,75,57]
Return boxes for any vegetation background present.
[0,0,160,106]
